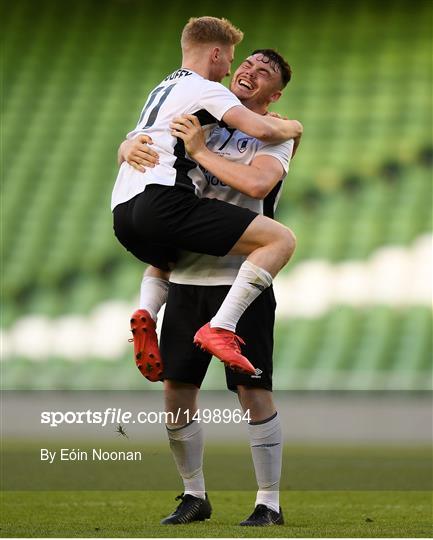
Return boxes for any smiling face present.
[230,53,284,110]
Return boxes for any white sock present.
[166,421,205,500]
[248,412,282,513]
[210,260,272,332]
[139,276,169,321]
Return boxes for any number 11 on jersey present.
[138,84,176,129]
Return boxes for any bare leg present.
[229,214,296,277]
[144,265,171,281]
[164,380,199,426]
[237,386,276,422]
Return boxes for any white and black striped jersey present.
[170,128,294,286]
[111,69,241,210]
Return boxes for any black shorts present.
[160,283,276,391]
[112,184,258,271]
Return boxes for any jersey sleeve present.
[255,139,294,175]
[197,81,242,121]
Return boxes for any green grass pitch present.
[2,443,432,536]
[1,490,432,537]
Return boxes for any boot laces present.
[175,492,188,508]
[223,331,245,352]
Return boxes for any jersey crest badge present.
[237,137,250,153]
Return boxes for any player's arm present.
[117,135,159,171]
[170,115,286,199]
[221,104,303,144]
[198,151,284,199]
[268,111,302,158]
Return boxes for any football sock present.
[248,412,282,513]
[210,260,272,332]
[166,420,206,500]
[139,276,169,322]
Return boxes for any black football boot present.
[160,493,212,525]
[240,504,284,526]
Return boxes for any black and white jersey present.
[111,69,241,210]
[170,127,294,286]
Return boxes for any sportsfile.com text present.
[40,408,251,427]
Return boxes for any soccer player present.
[111,16,302,380]
[120,49,296,526]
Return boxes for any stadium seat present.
[2,0,432,390]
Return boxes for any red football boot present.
[193,323,256,375]
[129,309,163,382]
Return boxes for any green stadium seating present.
[2,305,431,391]
[1,0,432,390]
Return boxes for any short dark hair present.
[251,49,292,88]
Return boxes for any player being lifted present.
[120,49,298,526]
[111,16,302,380]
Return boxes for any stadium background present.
[1,0,432,537]
[2,0,431,391]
